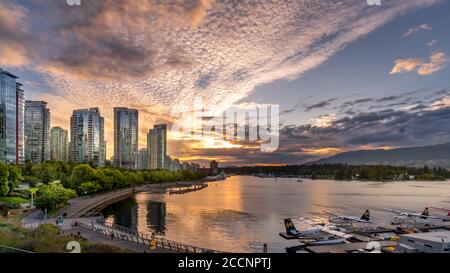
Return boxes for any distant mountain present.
[311,143,450,169]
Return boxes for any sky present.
[0,0,449,166]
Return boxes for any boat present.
[297,179,304,182]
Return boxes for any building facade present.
[50,127,69,161]
[16,82,25,164]
[113,108,138,169]
[138,148,148,170]
[0,69,25,164]
[147,124,167,170]
[70,108,106,167]
[25,101,51,164]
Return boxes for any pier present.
[169,183,208,194]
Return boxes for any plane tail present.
[361,209,371,222]
[284,219,298,236]
[421,207,430,219]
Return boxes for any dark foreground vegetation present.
[0,160,206,214]
[0,221,126,253]
[224,164,450,181]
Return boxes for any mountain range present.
[311,143,450,169]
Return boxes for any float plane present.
[283,218,324,238]
[323,209,373,224]
[381,207,445,220]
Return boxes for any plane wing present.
[323,211,339,217]
[381,208,403,214]
[382,208,445,220]
[431,207,450,212]
[416,214,447,220]
[351,218,373,223]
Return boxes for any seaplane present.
[430,207,450,221]
[323,209,373,224]
[280,219,350,246]
[282,219,324,239]
[382,207,447,225]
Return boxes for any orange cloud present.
[302,147,343,156]
[417,52,449,75]
[0,1,31,68]
[390,51,448,75]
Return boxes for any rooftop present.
[401,231,450,243]
[0,68,18,79]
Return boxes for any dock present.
[304,241,398,253]
[168,183,208,194]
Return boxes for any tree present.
[0,162,10,197]
[71,164,96,192]
[34,182,77,213]
[7,164,23,190]
[79,182,102,195]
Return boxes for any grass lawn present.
[0,197,29,205]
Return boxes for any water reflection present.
[147,202,166,234]
[103,198,167,235]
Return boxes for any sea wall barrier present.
[74,220,222,253]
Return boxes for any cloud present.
[417,52,449,75]
[304,98,338,112]
[403,23,433,37]
[282,106,450,152]
[390,57,424,74]
[0,1,32,67]
[1,0,444,158]
[427,39,438,47]
[310,114,336,128]
[390,51,448,75]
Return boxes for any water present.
[101,176,450,253]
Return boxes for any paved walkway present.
[59,182,182,218]
[66,228,178,253]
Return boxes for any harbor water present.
[101,176,450,253]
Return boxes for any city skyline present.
[0,0,449,166]
[0,69,209,169]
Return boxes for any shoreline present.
[249,175,450,183]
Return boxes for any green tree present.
[79,182,102,195]
[0,162,10,196]
[7,164,23,190]
[34,182,77,213]
[71,164,96,192]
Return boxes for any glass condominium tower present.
[25,101,51,164]
[50,127,69,162]
[70,108,106,167]
[0,69,25,164]
[113,108,138,169]
[147,124,167,170]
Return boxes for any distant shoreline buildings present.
[0,68,202,171]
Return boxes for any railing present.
[0,244,34,253]
[74,221,220,253]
